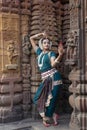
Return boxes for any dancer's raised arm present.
[30,32,46,50]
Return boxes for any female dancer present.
[30,32,64,127]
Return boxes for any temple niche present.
[0,0,87,130]
[65,30,78,65]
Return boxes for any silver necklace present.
[38,52,45,69]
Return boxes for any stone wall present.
[0,0,32,122]
[0,12,22,122]
[65,0,87,130]
[0,0,72,122]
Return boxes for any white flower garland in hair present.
[38,38,52,50]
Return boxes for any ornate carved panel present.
[67,0,87,130]
[65,29,79,65]
[0,13,20,74]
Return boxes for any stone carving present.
[20,0,31,15]
[65,30,78,65]
[22,35,31,55]
[21,12,32,117]
[68,69,80,129]
[7,40,18,64]
[6,40,19,69]
[1,0,19,13]
[69,111,80,130]
[22,64,31,78]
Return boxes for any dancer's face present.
[42,39,50,50]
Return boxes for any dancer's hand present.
[58,43,64,56]
[42,31,48,38]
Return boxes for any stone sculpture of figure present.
[66,31,77,61]
[7,40,18,64]
[22,35,31,55]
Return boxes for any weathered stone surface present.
[0,93,22,105]
[0,13,20,73]
[0,2,23,122]
[0,105,23,123]
[0,84,22,93]
[77,113,87,124]
[23,91,31,104]
[31,86,38,94]
[69,95,75,109]
[75,96,87,112]
[0,0,78,125]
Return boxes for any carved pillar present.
[68,69,80,130]
[78,0,87,129]
[0,1,23,122]
[66,0,87,129]
[65,0,79,129]
[85,1,87,128]
[20,0,32,118]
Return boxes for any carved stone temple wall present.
[30,0,71,118]
[0,0,72,123]
[65,0,87,130]
[0,13,22,124]
[0,0,32,122]
[1,1,87,129]
[30,0,63,118]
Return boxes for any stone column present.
[78,0,87,129]
[66,0,87,130]
[85,0,87,127]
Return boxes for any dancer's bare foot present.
[53,113,59,126]
[43,120,51,127]
[42,116,55,127]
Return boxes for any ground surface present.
[0,114,71,130]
